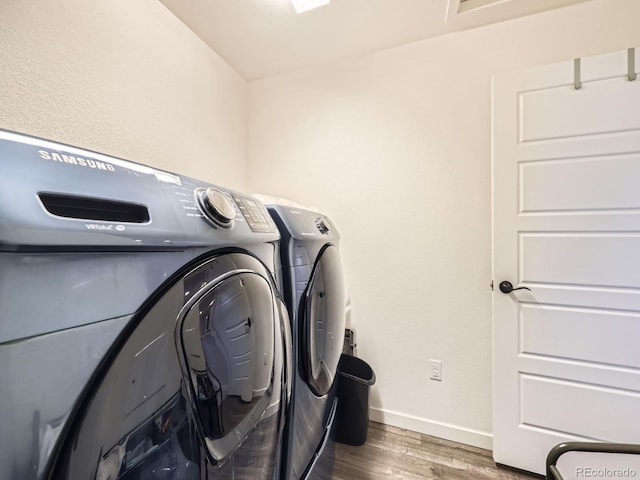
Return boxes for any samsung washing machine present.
[0,130,292,480]
[267,205,346,480]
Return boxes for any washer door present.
[301,245,346,397]
[47,253,290,480]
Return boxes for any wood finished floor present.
[331,422,543,480]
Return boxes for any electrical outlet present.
[430,359,442,381]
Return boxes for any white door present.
[492,47,640,475]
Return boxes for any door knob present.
[499,281,531,294]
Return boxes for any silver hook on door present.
[628,48,637,82]
[573,58,582,90]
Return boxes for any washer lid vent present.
[38,192,150,223]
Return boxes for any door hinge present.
[490,280,494,291]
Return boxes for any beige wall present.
[247,0,640,447]
[0,0,248,189]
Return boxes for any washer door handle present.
[499,281,531,294]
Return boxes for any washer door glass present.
[180,271,277,461]
[302,245,346,397]
[48,253,287,480]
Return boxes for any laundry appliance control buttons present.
[315,217,330,234]
[196,187,236,228]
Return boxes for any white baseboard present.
[369,407,493,450]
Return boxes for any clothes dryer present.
[267,205,346,480]
[0,130,292,480]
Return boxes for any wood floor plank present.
[331,422,542,480]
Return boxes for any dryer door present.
[47,253,290,480]
[301,244,346,397]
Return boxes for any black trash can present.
[335,354,376,446]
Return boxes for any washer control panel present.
[0,129,282,247]
[232,194,276,233]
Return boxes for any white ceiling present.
[159,0,591,81]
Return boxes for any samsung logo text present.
[39,150,116,172]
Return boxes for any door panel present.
[519,76,640,142]
[519,154,640,213]
[521,375,640,442]
[49,253,288,480]
[492,47,640,474]
[520,304,640,367]
[520,233,640,287]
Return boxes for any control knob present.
[197,187,236,228]
[315,217,330,234]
